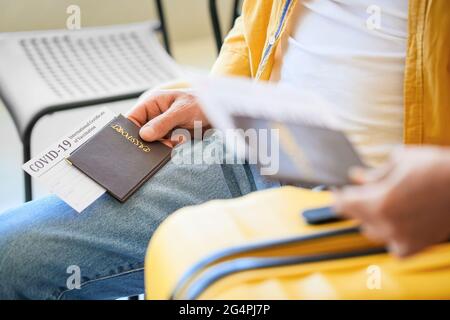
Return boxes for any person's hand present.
[333,147,450,257]
[126,89,209,146]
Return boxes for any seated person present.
[0,0,448,299]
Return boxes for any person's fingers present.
[158,131,189,148]
[360,224,385,243]
[332,185,382,224]
[388,241,412,258]
[387,233,432,258]
[126,92,177,127]
[139,111,183,142]
[160,138,175,148]
[332,186,367,218]
[349,163,394,185]
[169,130,189,146]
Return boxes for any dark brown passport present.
[68,114,172,202]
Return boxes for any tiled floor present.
[0,36,213,212]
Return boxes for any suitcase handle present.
[171,226,386,299]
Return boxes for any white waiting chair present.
[0,18,182,201]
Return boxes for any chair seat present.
[0,21,182,139]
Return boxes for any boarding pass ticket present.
[22,108,117,213]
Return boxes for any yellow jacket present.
[211,0,450,146]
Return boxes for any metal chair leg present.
[23,132,33,202]
[155,0,171,55]
[209,0,223,54]
[231,0,241,30]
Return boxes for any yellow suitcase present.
[145,186,450,299]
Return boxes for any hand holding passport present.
[25,76,367,214]
[68,114,172,202]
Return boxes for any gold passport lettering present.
[110,124,151,152]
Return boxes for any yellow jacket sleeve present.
[210,16,252,78]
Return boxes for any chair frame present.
[7,0,243,201]
[209,0,241,54]
[0,0,171,201]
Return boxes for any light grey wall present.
[0,0,234,42]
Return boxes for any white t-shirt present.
[271,0,408,166]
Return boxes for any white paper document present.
[23,108,117,212]
[194,76,339,132]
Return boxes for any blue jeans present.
[0,137,277,299]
